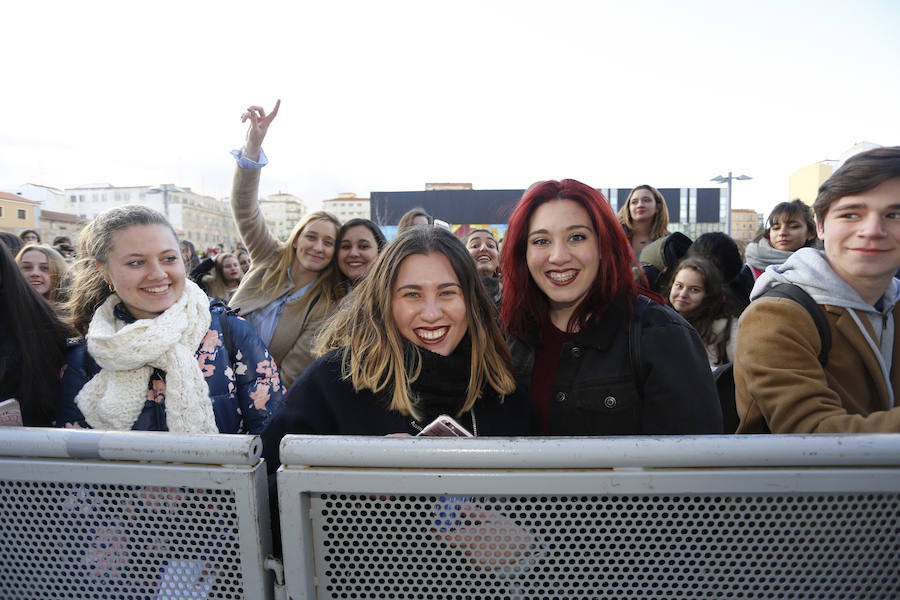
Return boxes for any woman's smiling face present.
[19,249,52,298]
[525,199,600,329]
[338,224,379,281]
[466,231,499,276]
[104,224,185,320]
[293,219,337,274]
[391,252,468,356]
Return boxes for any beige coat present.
[229,165,331,389]
[735,296,900,433]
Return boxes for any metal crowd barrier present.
[0,427,276,600]
[277,434,900,599]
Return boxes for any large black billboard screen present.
[370,190,524,225]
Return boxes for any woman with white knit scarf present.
[57,205,282,433]
[743,199,817,280]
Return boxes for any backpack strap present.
[213,302,240,368]
[759,283,831,366]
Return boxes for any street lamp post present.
[710,172,752,236]
[146,184,187,219]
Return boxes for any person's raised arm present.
[241,100,280,162]
[230,100,282,265]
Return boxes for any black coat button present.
[570,346,583,358]
[603,396,617,409]
[555,392,567,403]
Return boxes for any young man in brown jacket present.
[735,147,900,433]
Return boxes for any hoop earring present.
[107,281,115,293]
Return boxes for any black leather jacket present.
[509,296,723,435]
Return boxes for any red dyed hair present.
[500,179,640,338]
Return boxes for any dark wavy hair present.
[0,242,70,425]
[500,179,639,337]
[761,199,816,246]
[667,256,736,366]
[339,218,387,252]
[0,232,24,256]
[20,229,41,244]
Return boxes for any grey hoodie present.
[751,247,900,405]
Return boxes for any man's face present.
[818,177,900,303]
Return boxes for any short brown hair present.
[814,147,900,222]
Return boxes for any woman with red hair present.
[500,179,721,435]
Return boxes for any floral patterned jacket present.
[57,300,282,433]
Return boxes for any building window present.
[70,195,77,203]
[17,209,27,219]
[0,207,3,217]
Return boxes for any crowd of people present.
[2,102,900,448]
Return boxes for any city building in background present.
[39,210,88,243]
[259,192,307,241]
[174,188,240,250]
[730,208,762,242]
[62,183,239,250]
[322,193,369,223]
[425,183,473,191]
[0,192,38,235]
[789,141,883,207]
[611,187,730,240]
[3,183,67,211]
[789,162,834,207]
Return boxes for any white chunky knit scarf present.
[75,279,218,433]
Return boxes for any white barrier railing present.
[0,427,275,600]
[277,434,900,599]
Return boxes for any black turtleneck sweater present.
[260,344,531,474]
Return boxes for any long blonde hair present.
[257,210,342,316]
[64,205,179,336]
[203,252,241,302]
[316,226,516,420]
[617,184,670,241]
[16,243,69,304]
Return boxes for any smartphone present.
[433,219,452,232]
[416,414,473,437]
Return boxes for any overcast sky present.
[3,0,899,219]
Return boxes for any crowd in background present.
[2,101,899,450]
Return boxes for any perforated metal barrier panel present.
[307,491,900,599]
[0,480,244,599]
[278,435,900,600]
[0,430,273,600]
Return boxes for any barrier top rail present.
[0,427,261,465]
[280,433,900,469]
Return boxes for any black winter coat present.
[509,295,722,435]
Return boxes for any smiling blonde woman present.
[260,226,529,467]
[57,204,281,433]
[228,100,342,388]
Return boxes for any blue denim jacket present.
[58,300,282,433]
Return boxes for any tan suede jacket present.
[228,165,331,389]
[735,296,900,433]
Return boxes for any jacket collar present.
[826,303,896,411]
[569,305,626,352]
